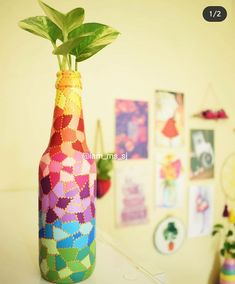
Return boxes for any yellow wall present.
[1,0,235,283]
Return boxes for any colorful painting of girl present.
[155,91,184,147]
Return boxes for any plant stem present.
[62,56,67,70]
[69,55,72,70]
[52,42,62,70]
[75,61,78,71]
[62,32,69,70]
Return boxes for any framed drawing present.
[188,184,214,238]
[190,129,214,180]
[116,165,148,226]
[156,151,185,208]
[155,91,184,148]
[115,99,148,159]
[154,217,185,254]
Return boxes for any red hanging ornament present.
[97,179,112,199]
[193,84,229,121]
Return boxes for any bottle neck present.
[48,71,88,153]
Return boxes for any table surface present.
[0,190,163,284]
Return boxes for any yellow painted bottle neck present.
[56,70,83,90]
[55,70,83,116]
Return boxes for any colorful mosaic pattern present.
[39,71,96,283]
[220,258,235,284]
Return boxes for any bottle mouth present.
[56,70,82,89]
[57,70,81,78]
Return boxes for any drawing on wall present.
[190,129,214,180]
[188,184,214,238]
[155,91,184,147]
[154,217,185,255]
[156,152,185,208]
[116,165,148,226]
[115,99,148,159]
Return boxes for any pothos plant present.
[212,208,235,258]
[19,1,119,70]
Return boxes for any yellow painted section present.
[221,273,235,282]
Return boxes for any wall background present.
[1,0,235,283]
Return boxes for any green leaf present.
[39,1,84,36]
[65,8,85,34]
[227,230,234,237]
[214,224,224,229]
[220,249,225,256]
[53,33,94,55]
[68,23,120,62]
[39,0,65,31]
[212,230,218,236]
[224,242,231,250]
[163,230,169,241]
[19,16,63,43]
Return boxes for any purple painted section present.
[223,262,235,271]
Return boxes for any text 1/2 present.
[203,6,227,22]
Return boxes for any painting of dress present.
[190,129,214,180]
[155,91,184,147]
[156,152,184,208]
[188,184,214,238]
[115,99,148,159]
[116,165,148,226]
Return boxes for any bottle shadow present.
[208,252,220,284]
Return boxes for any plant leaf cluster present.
[212,223,235,258]
[19,1,119,70]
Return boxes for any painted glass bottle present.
[220,257,235,284]
[38,70,96,283]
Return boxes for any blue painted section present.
[45,224,53,238]
[61,222,80,235]
[39,228,45,238]
[73,236,88,249]
[54,219,62,228]
[39,218,96,249]
[57,236,74,248]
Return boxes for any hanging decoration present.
[221,153,235,201]
[94,120,113,199]
[193,84,228,120]
[220,153,235,232]
[199,109,228,120]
